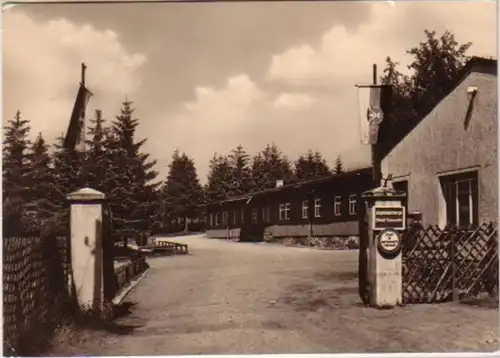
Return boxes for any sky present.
[3,0,497,183]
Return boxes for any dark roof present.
[379,56,497,159]
[209,166,372,206]
[454,56,497,84]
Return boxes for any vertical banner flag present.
[64,83,92,152]
[357,85,385,145]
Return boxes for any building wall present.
[381,70,498,227]
[206,170,375,239]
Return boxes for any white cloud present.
[273,92,316,110]
[5,2,495,184]
[158,1,496,182]
[267,1,496,86]
[3,11,147,142]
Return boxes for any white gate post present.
[362,185,406,308]
[67,187,106,310]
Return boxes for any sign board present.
[377,229,402,257]
[372,206,406,231]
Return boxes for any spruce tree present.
[3,110,31,235]
[162,150,204,232]
[109,99,161,238]
[25,133,58,231]
[228,145,253,196]
[334,155,344,174]
[294,150,331,182]
[251,143,294,190]
[85,109,110,191]
[51,135,83,235]
[205,153,234,204]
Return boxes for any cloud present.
[151,74,370,182]
[267,1,496,86]
[273,92,316,110]
[3,10,147,142]
[5,2,495,185]
[157,1,495,182]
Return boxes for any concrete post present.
[67,187,106,310]
[362,186,406,308]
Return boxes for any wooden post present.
[450,229,458,301]
[81,63,87,87]
[371,64,382,186]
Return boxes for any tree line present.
[3,29,474,237]
[3,101,346,237]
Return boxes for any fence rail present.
[114,256,148,291]
[155,240,189,254]
[402,223,498,304]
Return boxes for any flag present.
[63,84,92,151]
[357,85,391,145]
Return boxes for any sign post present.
[362,184,406,308]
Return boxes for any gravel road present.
[50,234,499,355]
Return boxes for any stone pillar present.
[362,186,406,308]
[67,187,106,310]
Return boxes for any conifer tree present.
[3,110,31,235]
[251,143,294,190]
[109,99,161,238]
[294,150,331,182]
[162,150,204,232]
[334,155,344,174]
[85,109,110,191]
[228,145,253,196]
[51,135,83,235]
[25,133,58,231]
[205,153,234,204]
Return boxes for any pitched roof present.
[379,56,497,159]
[209,166,372,206]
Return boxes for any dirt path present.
[51,235,499,355]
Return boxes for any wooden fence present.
[402,223,498,304]
[3,236,72,356]
[155,240,189,254]
[114,256,148,292]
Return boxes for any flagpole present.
[80,62,88,187]
[371,63,382,187]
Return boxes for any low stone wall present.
[265,235,360,250]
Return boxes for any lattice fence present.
[3,236,72,356]
[402,223,498,304]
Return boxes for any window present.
[209,213,214,227]
[279,203,291,221]
[314,199,322,218]
[222,211,228,226]
[302,200,309,219]
[215,212,220,226]
[441,171,478,227]
[233,211,237,225]
[262,206,271,223]
[241,208,245,222]
[251,208,258,223]
[334,196,342,216]
[349,195,357,216]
